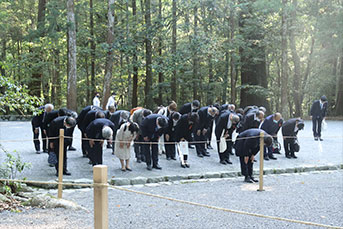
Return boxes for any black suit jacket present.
[31,106,45,129]
[215,111,236,140]
[234,129,267,157]
[48,116,73,145]
[174,114,194,142]
[310,100,327,118]
[141,114,168,140]
[282,118,303,137]
[77,105,101,126]
[195,106,213,131]
[241,113,260,132]
[80,109,100,133]
[42,110,59,131]
[86,118,115,139]
[179,103,192,115]
[109,110,129,132]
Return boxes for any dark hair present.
[189,112,199,124]
[235,108,244,115]
[65,116,76,127]
[320,95,327,102]
[213,103,220,111]
[58,108,67,116]
[297,121,304,130]
[192,100,200,108]
[128,122,139,134]
[95,111,105,119]
[172,112,181,121]
[264,135,273,147]
[143,109,152,117]
[157,117,168,128]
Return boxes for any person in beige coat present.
[114,122,139,171]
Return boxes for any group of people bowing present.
[31,99,305,183]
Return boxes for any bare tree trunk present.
[132,0,138,108]
[102,0,115,110]
[192,5,199,101]
[157,0,164,105]
[1,40,6,76]
[67,0,77,111]
[229,4,236,104]
[280,0,289,118]
[144,0,153,108]
[51,49,61,106]
[171,0,177,102]
[90,0,96,99]
[335,51,343,115]
[126,0,132,108]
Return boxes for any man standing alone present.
[310,95,328,141]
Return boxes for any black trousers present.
[143,138,159,167]
[239,156,253,177]
[32,126,47,152]
[88,141,103,165]
[194,132,206,155]
[81,131,88,156]
[284,138,296,157]
[53,141,68,172]
[165,135,176,159]
[312,117,323,137]
[264,145,274,158]
[134,135,145,161]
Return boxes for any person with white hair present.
[114,122,139,171]
[86,118,115,166]
[31,103,54,154]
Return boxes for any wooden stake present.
[94,165,108,229]
[258,131,264,191]
[58,128,64,198]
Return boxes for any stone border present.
[25,164,342,189]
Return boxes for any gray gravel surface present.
[0,120,342,181]
[1,170,342,229]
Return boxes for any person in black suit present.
[86,118,115,166]
[31,104,54,153]
[109,110,130,154]
[215,111,240,165]
[175,113,199,168]
[282,118,304,158]
[239,110,264,133]
[234,129,272,183]
[48,116,76,176]
[165,112,181,160]
[310,95,328,141]
[194,106,219,158]
[179,100,200,115]
[260,113,282,160]
[58,108,78,151]
[141,114,168,170]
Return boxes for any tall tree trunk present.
[67,0,77,111]
[205,4,214,105]
[280,0,289,118]
[144,0,153,108]
[90,0,96,99]
[157,0,164,105]
[1,40,6,76]
[171,0,177,102]
[239,1,269,110]
[229,4,236,104]
[51,49,60,106]
[192,5,199,101]
[132,0,138,108]
[335,51,343,115]
[102,0,115,110]
[126,0,132,108]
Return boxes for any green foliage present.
[0,76,43,115]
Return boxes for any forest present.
[0,0,342,118]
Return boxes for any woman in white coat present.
[114,122,139,171]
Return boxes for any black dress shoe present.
[250,176,258,182]
[147,165,152,171]
[68,146,76,151]
[126,168,132,171]
[153,165,162,170]
[220,160,227,165]
[314,137,318,141]
[36,151,41,154]
[319,138,323,141]
[225,159,232,164]
[286,155,292,159]
[207,145,213,150]
[63,171,71,176]
[121,168,126,172]
[185,163,190,168]
[269,156,277,160]
[244,176,253,183]
[166,157,171,161]
[264,157,269,161]
[197,154,204,158]
[112,151,115,155]
[181,163,186,168]
[229,152,234,156]
[291,155,298,159]
[202,152,210,157]
[253,159,257,162]
[171,157,177,160]
[107,144,112,149]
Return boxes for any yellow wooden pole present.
[258,131,264,191]
[58,128,64,199]
[93,165,108,229]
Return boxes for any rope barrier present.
[0,135,342,144]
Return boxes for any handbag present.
[219,137,227,153]
[48,151,58,165]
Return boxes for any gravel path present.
[0,120,342,182]
[1,170,342,229]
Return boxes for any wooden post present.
[57,129,64,198]
[258,131,264,191]
[93,165,108,229]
